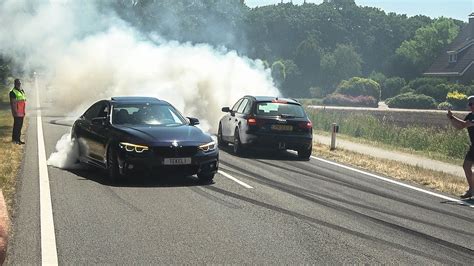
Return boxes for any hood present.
[114,124,213,146]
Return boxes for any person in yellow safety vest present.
[9,79,26,145]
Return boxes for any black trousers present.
[12,116,24,142]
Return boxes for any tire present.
[218,123,227,147]
[233,128,243,155]
[107,146,122,183]
[197,172,215,183]
[298,145,312,160]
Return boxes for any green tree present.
[294,33,321,88]
[394,18,460,78]
[321,44,362,90]
[271,60,286,87]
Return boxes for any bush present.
[382,77,406,99]
[322,93,378,107]
[437,101,452,110]
[385,93,437,109]
[446,90,467,110]
[408,77,446,91]
[400,85,414,94]
[335,77,381,101]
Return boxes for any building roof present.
[424,23,474,77]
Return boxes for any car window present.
[112,103,187,126]
[83,102,104,120]
[256,102,305,118]
[231,99,243,112]
[237,99,249,114]
[244,100,253,114]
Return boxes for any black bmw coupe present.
[71,97,218,182]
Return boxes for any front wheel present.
[107,147,123,183]
[218,123,227,147]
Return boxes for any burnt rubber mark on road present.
[204,186,458,264]
[188,187,241,210]
[219,162,474,261]
[242,160,474,238]
[255,159,473,223]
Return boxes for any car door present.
[75,101,104,162]
[88,102,111,164]
[222,98,243,141]
[232,98,250,138]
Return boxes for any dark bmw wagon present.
[218,96,313,159]
[71,97,218,182]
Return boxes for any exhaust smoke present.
[0,1,279,169]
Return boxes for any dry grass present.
[0,110,24,212]
[312,142,467,197]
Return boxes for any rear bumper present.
[117,149,219,176]
[243,133,312,151]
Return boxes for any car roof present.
[110,96,168,104]
[245,96,300,104]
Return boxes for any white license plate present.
[163,158,192,165]
[271,124,293,131]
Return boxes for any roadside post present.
[330,123,339,150]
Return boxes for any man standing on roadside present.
[447,96,474,199]
[0,189,9,264]
[9,79,26,145]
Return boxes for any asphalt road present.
[6,84,474,264]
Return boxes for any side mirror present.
[221,107,230,112]
[91,117,107,126]
[187,117,200,126]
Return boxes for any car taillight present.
[299,121,313,129]
[247,117,257,126]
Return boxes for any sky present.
[245,0,473,22]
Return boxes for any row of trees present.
[108,0,464,98]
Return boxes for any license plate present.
[271,124,293,131]
[163,158,192,165]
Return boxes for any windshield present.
[256,102,306,118]
[112,103,187,126]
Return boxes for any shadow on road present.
[67,167,214,188]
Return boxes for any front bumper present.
[117,147,219,176]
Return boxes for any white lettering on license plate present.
[163,158,192,165]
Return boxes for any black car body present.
[72,97,218,182]
[218,96,313,159]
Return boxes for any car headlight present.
[198,141,216,152]
[119,142,149,153]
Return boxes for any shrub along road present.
[6,87,474,264]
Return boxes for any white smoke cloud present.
[0,0,279,169]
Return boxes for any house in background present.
[424,13,474,84]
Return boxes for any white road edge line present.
[218,170,254,189]
[35,77,59,264]
[311,155,474,208]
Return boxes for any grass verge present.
[0,105,25,213]
[314,129,465,166]
[312,141,467,197]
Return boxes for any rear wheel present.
[107,146,123,183]
[233,129,243,155]
[218,123,227,147]
[298,145,312,160]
